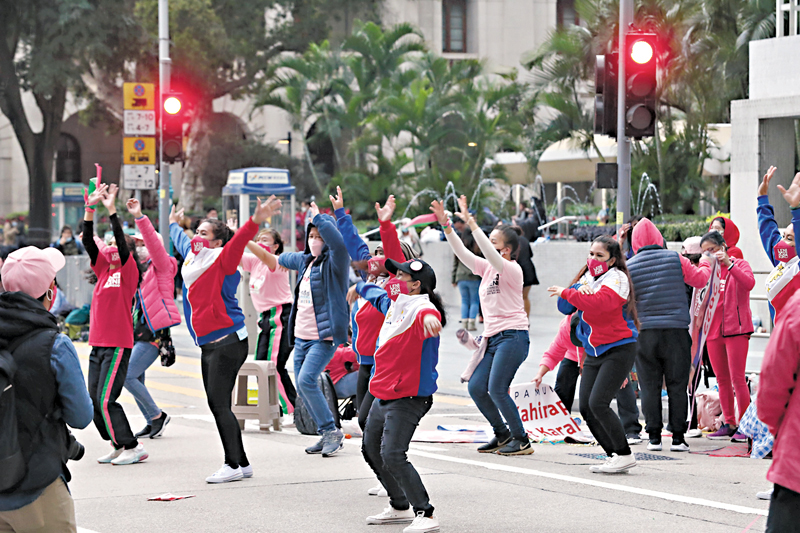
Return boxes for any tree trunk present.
[180,100,214,213]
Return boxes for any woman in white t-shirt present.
[239,228,296,413]
[432,196,532,456]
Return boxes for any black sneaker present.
[134,425,152,438]
[497,437,534,456]
[477,433,511,453]
[149,412,171,438]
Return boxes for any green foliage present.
[654,220,710,242]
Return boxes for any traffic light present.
[161,92,187,163]
[594,52,618,136]
[624,32,658,138]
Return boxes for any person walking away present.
[0,247,93,533]
[515,233,539,318]
[358,259,445,533]
[757,289,800,532]
[169,196,282,483]
[236,226,297,413]
[452,228,481,331]
[123,199,181,439]
[627,218,711,452]
[549,235,640,473]
[432,196,532,456]
[277,202,350,457]
[81,182,149,465]
[701,231,755,442]
[51,226,85,256]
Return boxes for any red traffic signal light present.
[161,92,188,163]
[163,96,182,115]
[624,32,658,138]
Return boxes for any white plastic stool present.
[231,361,281,432]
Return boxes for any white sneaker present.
[593,453,636,474]
[241,465,253,478]
[626,435,643,445]
[589,455,614,473]
[205,464,243,483]
[366,506,416,525]
[97,447,123,464]
[403,512,440,532]
[111,444,149,465]
[685,428,703,438]
[647,439,663,451]
[756,488,773,500]
[368,484,389,497]
[670,440,690,452]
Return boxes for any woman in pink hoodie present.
[532,314,584,412]
[123,199,181,440]
[701,231,755,442]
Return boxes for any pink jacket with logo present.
[757,290,800,494]
[540,315,583,371]
[135,215,181,333]
[717,258,755,337]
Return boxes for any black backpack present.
[0,334,35,492]
[294,371,340,435]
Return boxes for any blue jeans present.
[294,339,337,433]
[458,280,481,320]
[468,329,530,438]
[334,371,358,399]
[123,341,161,422]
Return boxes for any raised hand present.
[86,183,108,208]
[759,166,777,197]
[101,183,119,214]
[126,198,143,219]
[227,218,238,232]
[252,195,282,225]
[430,200,447,225]
[457,195,471,223]
[329,186,344,211]
[547,285,565,298]
[376,195,396,222]
[715,249,731,268]
[308,201,320,220]
[777,171,800,209]
[169,204,184,225]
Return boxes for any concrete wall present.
[749,35,800,100]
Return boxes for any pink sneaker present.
[707,424,736,440]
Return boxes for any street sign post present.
[123,82,157,199]
[122,165,157,190]
[124,110,156,136]
[123,137,157,165]
[123,83,155,110]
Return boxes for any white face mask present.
[309,239,324,257]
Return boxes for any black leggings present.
[579,342,637,457]
[256,305,296,408]
[357,363,376,431]
[201,334,249,468]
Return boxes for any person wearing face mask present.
[356,258,445,533]
[626,219,711,453]
[757,166,800,320]
[51,225,85,256]
[169,195,282,483]
[700,231,756,442]
[236,226,296,413]
[81,181,149,466]
[432,195,533,456]
[709,215,744,260]
[548,235,640,474]
[0,247,94,532]
[121,199,181,440]
[276,201,351,457]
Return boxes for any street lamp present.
[278,131,292,157]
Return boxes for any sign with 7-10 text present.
[123,165,157,190]
[124,110,156,136]
[123,137,156,165]
[123,82,155,110]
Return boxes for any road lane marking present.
[406,450,769,517]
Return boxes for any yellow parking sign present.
[123,82,155,110]
[123,137,156,165]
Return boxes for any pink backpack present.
[695,391,723,431]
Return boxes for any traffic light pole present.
[616,0,633,229]
[158,0,171,247]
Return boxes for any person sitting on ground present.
[0,246,93,532]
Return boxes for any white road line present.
[78,528,102,533]
[409,444,450,453]
[407,450,769,517]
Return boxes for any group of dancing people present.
[1,164,799,533]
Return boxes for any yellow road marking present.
[433,394,473,406]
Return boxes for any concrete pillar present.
[760,118,797,227]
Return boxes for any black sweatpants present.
[356,363,376,430]
[363,396,434,516]
[554,358,580,413]
[201,334,249,468]
[580,343,637,457]
[767,484,800,533]
[636,329,692,439]
[256,305,296,408]
[88,346,137,450]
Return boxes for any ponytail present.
[202,218,234,245]
[422,288,447,327]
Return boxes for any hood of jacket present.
[0,291,58,349]
[632,218,664,253]
[710,216,740,248]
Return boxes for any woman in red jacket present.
[123,198,181,440]
[701,231,756,441]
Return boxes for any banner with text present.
[511,383,581,439]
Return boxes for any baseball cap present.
[1,246,66,298]
[385,258,437,291]
[682,236,703,255]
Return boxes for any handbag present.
[158,329,176,367]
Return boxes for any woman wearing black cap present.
[352,258,445,533]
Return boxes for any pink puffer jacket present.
[135,215,181,332]
[719,258,755,337]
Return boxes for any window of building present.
[443,0,466,53]
[557,0,579,28]
[55,133,81,183]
